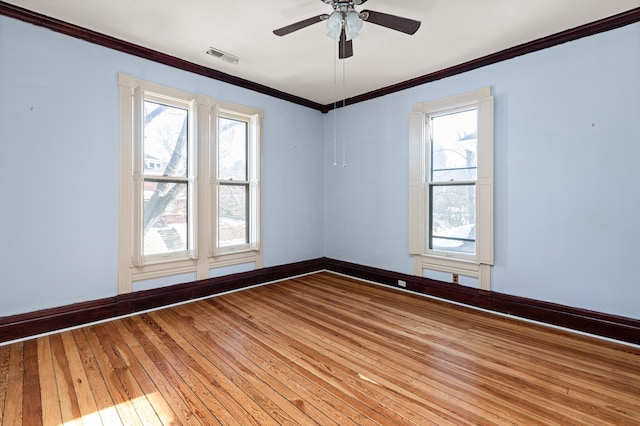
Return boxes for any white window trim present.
[408,87,494,290]
[132,86,198,267]
[118,74,262,294]
[211,104,262,257]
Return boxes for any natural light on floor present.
[63,392,174,425]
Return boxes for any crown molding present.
[322,6,640,112]
[0,1,325,111]
[1,2,639,112]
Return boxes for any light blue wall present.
[2,14,638,321]
[324,23,640,319]
[0,16,324,316]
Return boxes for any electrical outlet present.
[452,274,459,284]
[398,280,407,288]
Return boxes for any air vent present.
[206,47,240,65]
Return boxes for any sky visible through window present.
[143,101,189,256]
[430,108,477,254]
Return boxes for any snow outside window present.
[118,74,262,293]
[409,87,494,290]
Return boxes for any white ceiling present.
[5,0,640,105]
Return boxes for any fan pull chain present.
[333,38,338,167]
[341,50,347,168]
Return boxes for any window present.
[217,115,248,249]
[409,87,494,289]
[429,109,477,254]
[118,74,262,293]
[215,110,261,254]
[140,97,194,262]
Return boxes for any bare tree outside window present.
[142,101,189,256]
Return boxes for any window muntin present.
[428,108,478,256]
[118,74,263,293]
[408,86,493,290]
[217,116,250,249]
[142,100,190,257]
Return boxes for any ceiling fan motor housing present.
[323,0,368,8]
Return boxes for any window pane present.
[219,183,248,247]
[143,181,187,255]
[144,101,188,178]
[218,117,247,181]
[431,109,477,182]
[430,184,475,254]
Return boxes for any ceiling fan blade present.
[361,10,421,35]
[338,28,353,59]
[273,14,328,36]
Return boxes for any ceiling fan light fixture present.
[326,11,343,40]
[344,11,363,40]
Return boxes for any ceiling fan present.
[273,0,421,59]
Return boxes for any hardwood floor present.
[1,272,639,425]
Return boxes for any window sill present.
[210,249,263,269]
[131,257,198,282]
[413,254,491,290]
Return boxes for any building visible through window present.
[409,87,494,290]
[143,100,189,257]
[118,73,263,293]
[429,109,477,254]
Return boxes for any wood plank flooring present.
[1,272,639,425]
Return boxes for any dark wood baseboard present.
[1,257,638,346]
[323,258,640,346]
[0,258,324,344]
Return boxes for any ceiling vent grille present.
[206,47,240,64]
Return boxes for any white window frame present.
[133,89,197,267]
[409,87,494,290]
[118,74,262,294]
[213,106,261,256]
